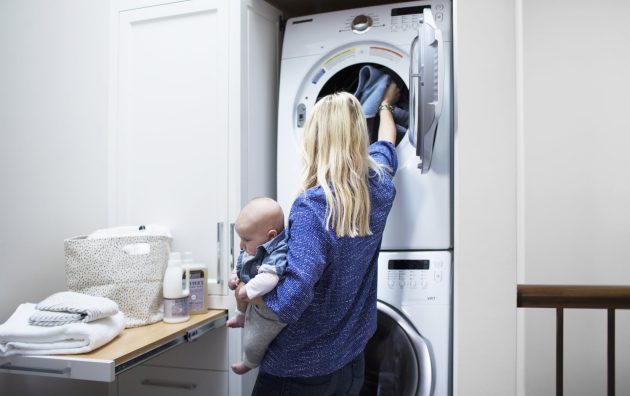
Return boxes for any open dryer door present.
[409,8,445,173]
[361,301,432,396]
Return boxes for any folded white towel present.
[0,303,125,356]
[87,224,172,239]
[29,292,119,326]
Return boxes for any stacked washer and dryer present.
[277,2,453,395]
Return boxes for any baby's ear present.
[267,229,278,239]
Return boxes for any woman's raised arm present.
[377,81,400,145]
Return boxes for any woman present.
[247,83,400,395]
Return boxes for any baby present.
[226,197,287,374]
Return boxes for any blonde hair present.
[300,91,382,237]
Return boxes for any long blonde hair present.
[300,91,382,237]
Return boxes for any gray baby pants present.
[243,303,287,368]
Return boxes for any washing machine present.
[277,2,453,395]
[365,251,452,396]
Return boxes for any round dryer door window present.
[317,63,409,147]
[361,301,432,396]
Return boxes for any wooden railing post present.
[608,308,615,396]
[556,308,563,396]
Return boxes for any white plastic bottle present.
[182,252,209,314]
[163,252,191,323]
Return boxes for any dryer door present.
[361,301,432,396]
[409,8,445,173]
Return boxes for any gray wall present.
[518,0,630,394]
[0,1,109,392]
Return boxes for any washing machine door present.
[361,301,432,396]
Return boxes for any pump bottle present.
[163,252,190,323]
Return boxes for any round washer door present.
[361,301,432,396]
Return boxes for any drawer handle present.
[0,362,71,375]
[141,379,198,390]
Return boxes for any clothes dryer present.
[277,1,453,251]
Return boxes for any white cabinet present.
[109,0,282,395]
[110,0,230,283]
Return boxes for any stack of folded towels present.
[0,291,125,357]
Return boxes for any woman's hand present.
[236,282,249,303]
[381,81,400,106]
[228,274,240,290]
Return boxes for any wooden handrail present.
[518,284,630,309]
[517,284,630,396]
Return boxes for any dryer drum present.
[317,63,409,146]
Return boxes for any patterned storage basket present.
[64,228,171,328]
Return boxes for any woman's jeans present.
[251,352,365,396]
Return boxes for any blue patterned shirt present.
[262,141,398,376]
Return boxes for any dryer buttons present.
[296,103,306,128]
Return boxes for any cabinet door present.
[118,365,228,396]
[110,0,229,279]
[145,326,228,370]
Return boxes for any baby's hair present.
[243,197,285,232]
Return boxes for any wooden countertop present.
[66,309,226,365]
[0,309,227,381]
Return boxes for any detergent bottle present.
[182,252,209,314]
[163,252,191,323]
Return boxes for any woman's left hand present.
[236,283,250,303]
[382,81,400,106]
[235,282,266,306]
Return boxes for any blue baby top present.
[262,141,398,377]
[236,231,288,283]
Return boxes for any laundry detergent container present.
[64,225,172,328]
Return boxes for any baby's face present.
[236,223,271,256]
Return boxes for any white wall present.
[0,0,109,392]
[453,0,518,394]
[0,0,110,321]
[518,0,630,395]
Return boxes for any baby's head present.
[235,197,285,256]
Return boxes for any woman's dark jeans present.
[251,352,365,396]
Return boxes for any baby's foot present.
[226,314,245,328]
[231,361,252,375]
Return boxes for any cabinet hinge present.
[279,16,286,33]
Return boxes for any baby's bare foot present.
[231,361,252,375]
[226,314,245,328]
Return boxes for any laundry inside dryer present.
[318,63,409,146]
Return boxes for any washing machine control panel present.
[378,254,452,305]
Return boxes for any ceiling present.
[265,0,404,18]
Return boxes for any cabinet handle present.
[230,222,235,271]
[0,362,70,375]
[216,222,224,284]
[141,379,197,390]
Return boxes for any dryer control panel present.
[281,1,452,59]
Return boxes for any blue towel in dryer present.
[353,65,410,144]
[353,65,391,118]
